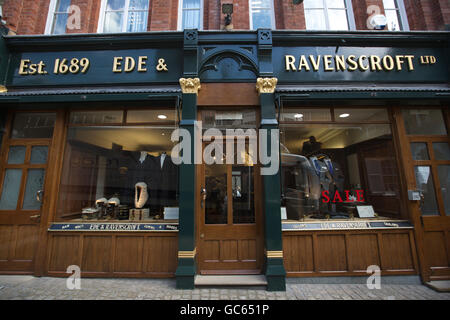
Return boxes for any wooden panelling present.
[81,236,112,273]
[0,225,12,261]
[220,240,238,262]
[114,236,144,273]
[316,235,347,272]
[283,235,314,272]
[239,239,257,262]
[13,225,38,261]
[347,234,380,272]
[48,235,80,272]
[203,240,220,262]
[423,231,449,268]
[381,233,415,271]
[283,230,419,277]
[46,232,178,278]
[144,236,178,274]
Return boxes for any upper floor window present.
[249,0,275,30]
[98,0,149,33]
[45,0,71,34]
[178,0,203,30]
[383,0,409,31]
[303,0,355,31]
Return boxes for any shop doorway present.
[196,109,263,274]
[0,111,57,273]
[396,107,450,281]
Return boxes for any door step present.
[195,275,267,287]
[425,281,450,292]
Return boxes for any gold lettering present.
[323,55,334,71]
[395,55,405,70]
[404,55,415,70]
[347,55,358,71]
[285,55,296,71]
[37,61,47,74]
[335,55,346,71]
[113,57,123,73]
[358,55,369,71]
[382,55,395,71]
[19,59,30,75]
[309,55,321,71]
[430,56,436,64]
[28,63,37,75]
[369,55,382,71]
[124,57,135,72]
[298,55,310,71]
[138,56,147,72]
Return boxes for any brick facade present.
[1,0,448,35]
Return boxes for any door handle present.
[200,233,204,239]
[30,214,41,222]
[36,190,44,203]
[200,187,206,208]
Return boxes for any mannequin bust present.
[135,182,148,209]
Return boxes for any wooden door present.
[0,111,57,273]
[395,107,450,281]
[197,139,263,275]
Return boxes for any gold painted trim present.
[256,77,277,95]
[179,78,201,95]
[0,85,7,93]
[178,248,197,259]
[265,250,283,258]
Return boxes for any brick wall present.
[1,0,448,35]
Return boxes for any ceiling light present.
[339,113,350,118]
[294,113,303,119]
[158,115,167,119]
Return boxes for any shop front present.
[0,30,448,291]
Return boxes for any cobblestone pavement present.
[0,276,449,300]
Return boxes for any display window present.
[56,107,179,222]
[280,106,405,221]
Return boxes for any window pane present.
[127,10,148,32]
[30,146,49,164]
[11,113,56,139]
[402,109,447,136]
[328,9,349,30]
[281,108,331,122]
[7,146,26,164]
[52,13,69,34]
[304,0,324,9]
[327,0,346,9]
[433,143,450,161]
[104,11,124,32]
[233,166,255,223]
[437,165,450,215]
[410,143,429,160]
[70,111,124,124]
[0,169,22,210]
[182,9,200,29]
[383,0,397,9]
[414,166,439,216]
[385,9,401,31]
[129,0,148,10]
[183,0,201,9]
[252,9,272,29]
[22,169,46,210]
[305,9,327,30]
[127,109,177,123]
[205,164,227,224]
[335,108,389,122]
[57,125,179,221]
[107,0,125,10]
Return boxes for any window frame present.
[177,0,204,31]
[303,0,356,31]
[45,0,69,35]
[97,0,150,33]
[249,0,276,30]
[382,0,410,31]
